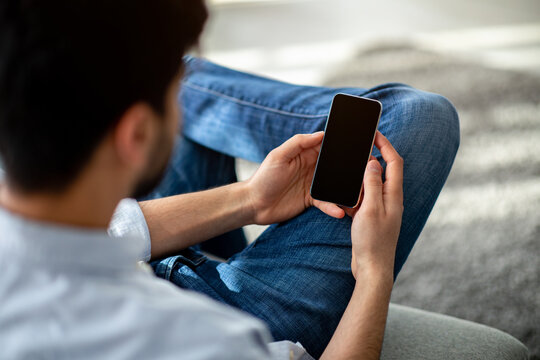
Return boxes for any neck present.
[0,177,124,229]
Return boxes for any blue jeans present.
[143,56,460,358]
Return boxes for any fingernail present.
[312,131,324,136]
[367,161,380,173]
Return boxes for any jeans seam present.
[183,81,329,119]
[164,255,180,280]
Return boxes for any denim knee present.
[389,87,460,178]
[422,92,460,177]
[425,92,460,157]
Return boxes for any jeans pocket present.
[151,247,207,281]
[174,248,207,268]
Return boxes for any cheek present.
[173,106,181,134]
[168,98,180,134]
[169,106,180,148]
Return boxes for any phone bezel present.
[309,93,382,208]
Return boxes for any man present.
[0,0,459,359]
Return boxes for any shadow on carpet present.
[323,43,540,358]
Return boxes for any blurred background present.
[197,0,540,357]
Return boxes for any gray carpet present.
[323,44,540,358]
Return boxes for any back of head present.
[0,0,207,193]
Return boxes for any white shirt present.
[0,199,314,359]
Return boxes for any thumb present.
[272,132,324,161]
[362,159,383,209]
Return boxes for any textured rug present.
[322,43,540,358]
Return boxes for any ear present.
[112,103,157,172]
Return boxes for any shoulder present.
[0,264,274,360]
[77,271,275,359]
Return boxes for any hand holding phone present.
[310,93,382,208]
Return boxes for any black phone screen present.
[310,93,382,208]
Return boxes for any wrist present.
[238,180,258,225]
[353,260,394,287]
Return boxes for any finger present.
[271,132,324,162]
[357,188,365,206]
[342,206,357,218]
[361,159,384,211]
[313,199,345,218]
[373,131,403,204]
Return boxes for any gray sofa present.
[382,303,529,359]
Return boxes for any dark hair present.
[0,0,207,193]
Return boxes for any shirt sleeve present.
[268,341,315,360]
[108,198,151,261]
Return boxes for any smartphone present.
[310,93,382,208]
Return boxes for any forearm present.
[139,181,254,259]
[320,267,393,360]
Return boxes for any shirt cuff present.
[268,341,314,360]
[108,198,151,262]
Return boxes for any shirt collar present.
[0,205,144,273]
